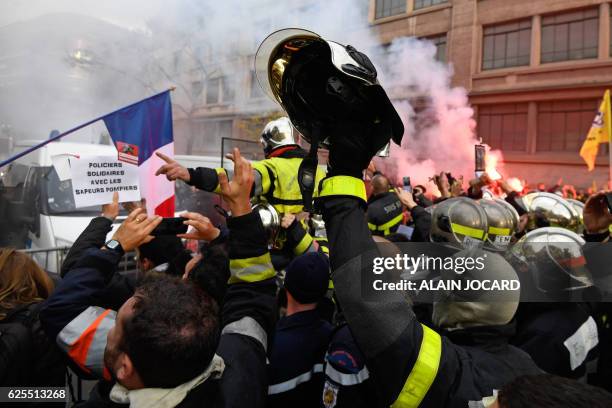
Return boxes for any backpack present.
[0,303,39,386]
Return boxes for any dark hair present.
[188,245,230,306]
[138,236,184,268]
[120,275,220,388]
[497,374,612,408]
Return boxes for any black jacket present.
[267,310,333,408]
[40,211,277,408]
[320,179,541,407]
[1,302,66,407]
[513,303,598,379]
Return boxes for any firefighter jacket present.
[267,309,333,408]
[367,191,403,236]
[187,146,325,215]
[316,175,541,408]
[39,211,277,408]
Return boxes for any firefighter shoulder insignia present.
[323,380,339,408]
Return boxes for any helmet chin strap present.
[297,122,322,213]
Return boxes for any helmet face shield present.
[510,227,593,294]
[255,28,323,104]
[521,192,581,232]
[254,28,404,148]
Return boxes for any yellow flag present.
[580,90,611,171]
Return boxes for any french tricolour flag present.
[103,91,175,217]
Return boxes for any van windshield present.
[40,166,105,215]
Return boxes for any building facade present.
[369,0,612,187]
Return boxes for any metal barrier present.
[19,246,137,276]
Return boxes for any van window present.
[39,166,100,215]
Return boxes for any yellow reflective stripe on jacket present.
[488,226,511,236]
[369,213,403,236]
[251,161,272,195]
[213,168,227,194]
[451,223,486,240]
[229,253,275,284]
[392,324,442,408]
[317,176,367,203]
[294,233,315,255]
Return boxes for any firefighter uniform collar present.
[267,145,306,159]
[442,323,516,351]
[276,309,324,331]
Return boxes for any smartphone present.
[606,192,612,213]
[151,217,188,236]
[475,144,486,175]
[402,176,412,193]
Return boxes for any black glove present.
[327,119,390,178]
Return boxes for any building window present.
[609,7,612,56]
[426,34,447,62]
[477,104,528,151]
[206,77,220,105]
[414,0,448,11]
[375,0,406,19]
[541,8,599,63]
[190,120,232,155]
[482,19,532,70]
[537,100,599,152]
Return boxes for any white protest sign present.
[70,155,141,208]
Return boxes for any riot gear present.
[509,227,593,294]
[254,28,403,150]
[520,192,581,233]
[480,199,517,251]
[430,197,488,248]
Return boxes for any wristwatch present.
[104,239,125,256]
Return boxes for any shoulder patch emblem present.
[323,380,339,408]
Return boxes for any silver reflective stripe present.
[253,170,264,196]
[231,263,273,279]
[222,316,268,351]
[57,306,115,352]
[268,364,324,395]
[84,311,115,377]
[325,363,370,386]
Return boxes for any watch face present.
[107,240,120,250]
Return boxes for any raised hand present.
[218,148,254,217]
[178,212,221,241]
[101,191,120,221]
[583,192,612,234]
[111,208,162,251]
[155,152,190,182]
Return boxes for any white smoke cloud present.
[0,0,488,185]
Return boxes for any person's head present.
[260,116,298,157]
[185,245,230,306]
[414,185,427,196]
[492,374,612,408]
[104,274,219,389]
[371,174,390,196]
[137,236,185,273]
[283,252,330,315]
[0,248,54,319]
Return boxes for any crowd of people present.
[2,28,612,408]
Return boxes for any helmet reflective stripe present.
[450,223,486,240]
